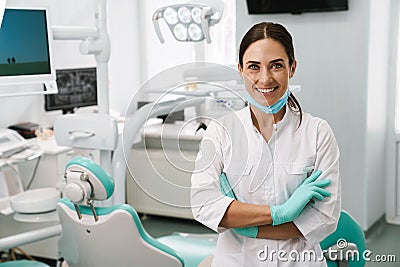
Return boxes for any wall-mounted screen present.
[0,7,57,94]
[45,68,97,114]
[246,0,348,15]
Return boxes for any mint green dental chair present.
[320,210,366,267]
[0,261,49,267]
[56,156,216,267]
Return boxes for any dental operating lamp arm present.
[52,0,110,62]
[196,0,223,44]
[52,26,98,40]
[111,97,205,205]
[152,10,165,43]
[200,7,212,44]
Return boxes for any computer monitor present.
[246,0,348,14]
[0,7,57,94]
[44,68,97,114]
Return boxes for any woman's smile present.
[255,86,278,94]
[254,85,280,104]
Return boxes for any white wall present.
[236,0,389,230]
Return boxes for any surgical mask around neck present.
[244,89,290,114]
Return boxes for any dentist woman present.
[191,22,341,266]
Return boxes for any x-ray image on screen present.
[45,68,97,114]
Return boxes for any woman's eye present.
[248,64,259,70]
[271,63,283,69]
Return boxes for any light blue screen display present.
[0,9,50,76]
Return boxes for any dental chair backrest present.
[57,157,184,267]
[320,210,366,267]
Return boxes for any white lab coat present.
[191,105,341,266]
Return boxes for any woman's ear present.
[289,60,297,78]
[238,63,243,78]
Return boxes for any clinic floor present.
[142,215,400,267]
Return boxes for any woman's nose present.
[258,68,273,84]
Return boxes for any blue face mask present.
[244,89,290,114]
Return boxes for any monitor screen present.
[246,0,348,15]
[45,68,97,114]
[0,7,57,94]
[0,8,50,76]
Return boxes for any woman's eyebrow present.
[270,58,285,63]
[245,60,260,65]
[246,58,285,65]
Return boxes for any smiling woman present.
[238,23,302,129]
[191,22,341,266]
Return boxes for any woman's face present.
[239,38,296,107]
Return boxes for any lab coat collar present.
[242,104,296,130]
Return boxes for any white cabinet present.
[126,146,198,219]
[126,122,202,219]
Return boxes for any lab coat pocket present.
[283,162,314,194]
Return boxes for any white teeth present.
[257,88,275,93]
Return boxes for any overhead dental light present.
[152,0,224,44]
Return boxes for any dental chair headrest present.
[63,156,114,204]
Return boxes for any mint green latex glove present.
[220,172,259,238]
[270,170,331,226]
